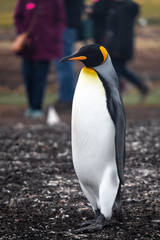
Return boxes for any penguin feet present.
[78,209,100,228]
[79,219,96,228]
[74,214,105,233]
[75,223,103,233]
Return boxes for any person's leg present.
[111,57,124,80]
[123,63,149,94]
[56,28,77,103]
[22,58,34,110]
[32,60,50,111]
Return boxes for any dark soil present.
[0,120,160,240]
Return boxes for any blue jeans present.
[22,59,50,110]
[56,28,77,102]
[111,57,143,91]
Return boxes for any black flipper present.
[110,96,125,184]
[97,72,126,185]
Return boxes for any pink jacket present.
[14,0,66,60]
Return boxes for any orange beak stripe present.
[69,56,87,61]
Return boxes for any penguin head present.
[60,44,108,68]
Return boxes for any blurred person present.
[13,0,66,118]
[53,0,84,112]
[91,0,149,96]
[91,0,112,44]
[77,0,93,43]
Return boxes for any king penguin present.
[60,44,126,233]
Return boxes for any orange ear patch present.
[99,46,108,63]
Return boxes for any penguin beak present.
[60,53,87,62]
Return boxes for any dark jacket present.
[91,0,112,44]
[14,0,66,60]
[91,0,112,29]
[105,0,139,60]
[64,0,84,28]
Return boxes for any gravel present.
[0,120,159,240]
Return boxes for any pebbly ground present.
[0,120,160,240]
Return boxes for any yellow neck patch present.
[82,67,97,76]
[99,46,108,64]
[80,67,106,96]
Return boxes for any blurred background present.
[0,0,159,125]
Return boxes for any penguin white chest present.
[72,67,116,187]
